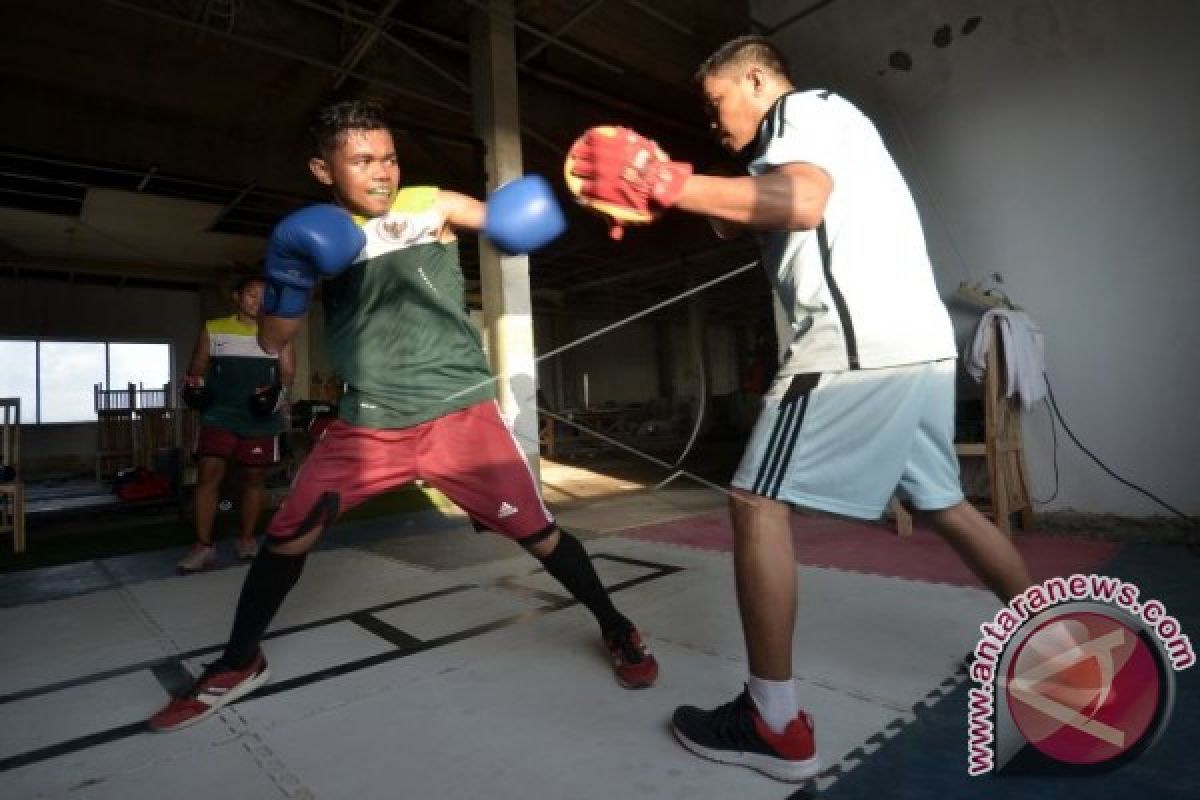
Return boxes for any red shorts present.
[267,400,554,541]
[195,425,280,467]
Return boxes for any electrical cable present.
[885,101,1191,524]
[1029,395,1059,505]
[1042,372,1194,524]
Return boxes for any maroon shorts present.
[267,400,554,541]
[195,424,280,467]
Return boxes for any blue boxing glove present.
[483,175,566,256]
[262,204,367,318]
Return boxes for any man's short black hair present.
[694,35,792,85]
[309,99,391,157]
[234,275,265,293]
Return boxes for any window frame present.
[0,336,174,426]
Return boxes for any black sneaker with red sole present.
[672,688,820,782]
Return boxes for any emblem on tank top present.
[374,211,438,248]
[379,214,410,242]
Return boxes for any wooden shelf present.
[956,317,1034,534]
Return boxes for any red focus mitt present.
[564,126,692,239]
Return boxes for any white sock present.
[748,676,798,734]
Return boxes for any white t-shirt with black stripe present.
[748,90,957,375]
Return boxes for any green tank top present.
[323,186,495,429]
[202,315,284,436]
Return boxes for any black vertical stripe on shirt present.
[750,90,805,162]
[818,222,860,370]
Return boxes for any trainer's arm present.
[676,162,832,232]
[258,315,301,356]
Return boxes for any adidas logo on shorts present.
[497,501,518,519]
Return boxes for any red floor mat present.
[624,511,1119,587]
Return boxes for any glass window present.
[39,341,106,423]
[0,340,36,424]
[109,342,171,392]
[0,338,173,423]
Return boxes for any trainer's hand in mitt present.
[564,126,692,240]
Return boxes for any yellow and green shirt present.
[322,186,495,429]
[202,315,284,437]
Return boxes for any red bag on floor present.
[114,467,171,502]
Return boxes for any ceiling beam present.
[135,164,158,191]
[459,0,623,75]
[752,0,844,35]
[623,0,694,36]
[0,254,214,286]
[142,0,562,156]
[209,182,257,231]
[104,0,466,116]
[331,0,405,90]
[289,0,473,94]
[519,0,607,64]
[310,2,710,142]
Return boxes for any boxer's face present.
[702,66,765,155]
[234,280,264,318]
[310,128,399,218]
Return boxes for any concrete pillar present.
[470,0,541,469]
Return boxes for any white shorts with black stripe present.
[731,359,964,519]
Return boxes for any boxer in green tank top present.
[148,101,657,735]
[178,276,295,573]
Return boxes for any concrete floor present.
[1,458,1197,799]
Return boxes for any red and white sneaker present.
[603,626,659,689]
[177,543,215,573]
[672,688,820,783]
[148,650,270,732]
[234,536,259,561]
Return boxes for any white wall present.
[754,0,1200,515]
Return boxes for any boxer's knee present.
[266,491,340,555]
[518,523,560,559]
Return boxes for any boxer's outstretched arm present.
[258,315,301,356]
